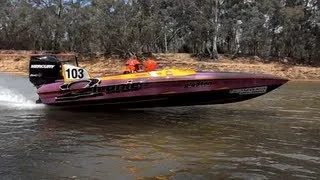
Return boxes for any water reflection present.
[1,80,320,179]
[33,104,318,179]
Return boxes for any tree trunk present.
[164,27,168,53]
[211,0,219,60]
[315,25,320,64]
[52,0,63,51]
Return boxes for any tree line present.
[0,0,319,65]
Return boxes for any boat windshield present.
[57,55,79,67]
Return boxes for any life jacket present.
[143,58,157,72]
[124,65,135,72]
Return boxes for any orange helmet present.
[144,59,157,71]
[126,58,140,66]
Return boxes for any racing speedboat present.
[29,55,288,109]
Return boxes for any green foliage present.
[0,0,319,64]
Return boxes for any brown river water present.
[0,73,319,179]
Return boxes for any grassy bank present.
[0,50,319,81]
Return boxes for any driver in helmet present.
[143,58,158,72]
[123,57,158,74]
[124,57,141,74]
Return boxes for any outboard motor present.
[29,55,63,88]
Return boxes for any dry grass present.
[0,51,319,80]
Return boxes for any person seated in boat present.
[123,56,158,74]
[123,57,142,74]
[143,58,158,72]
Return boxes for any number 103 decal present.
[66,68,84,79]
[63,64,91,81]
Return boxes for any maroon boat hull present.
[36,71,288,109]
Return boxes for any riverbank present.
[0,51,319,81]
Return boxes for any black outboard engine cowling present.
[29,55,63,88]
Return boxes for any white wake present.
[0,86,44,109]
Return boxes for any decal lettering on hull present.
[60,78,101,91]
[56,82,143,101]
[185,81,213,88]
[229,86,267,95]
[97,83,142,94]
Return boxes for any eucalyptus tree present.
[0,0,319,65]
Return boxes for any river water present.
[0,73,319,180]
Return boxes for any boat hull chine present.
[43,84,284,110]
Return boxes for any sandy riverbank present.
[0,51,319,81]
